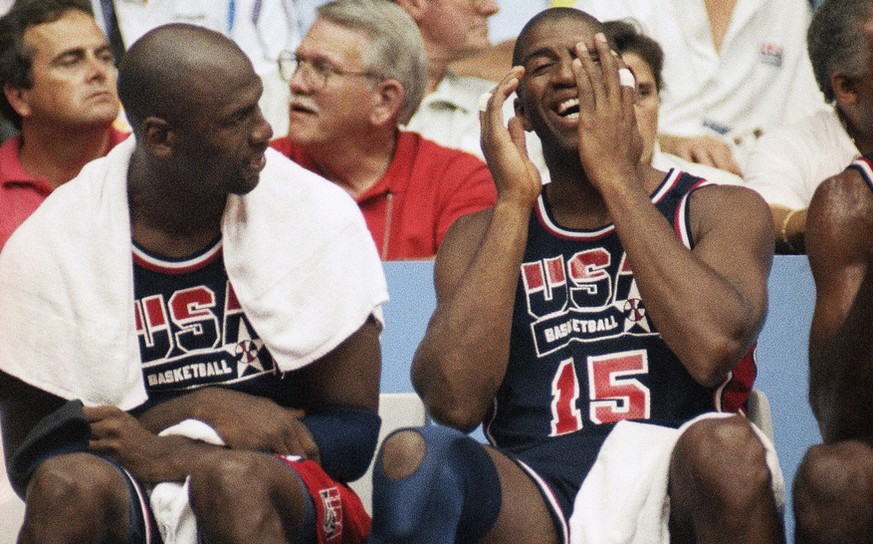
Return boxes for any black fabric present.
[8,399,90,498]
[99,0,127,66]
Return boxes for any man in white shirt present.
[394,0,498,159]
[745,0,871,253]
[566,0,826,176]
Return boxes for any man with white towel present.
[369,8,784,544]
[0,22,385,544]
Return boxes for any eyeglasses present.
[278,51,382,89]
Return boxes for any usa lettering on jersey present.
[521,249,655,358]
[134,280,274,392]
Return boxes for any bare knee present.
[22,454,129,542]
[379,429,427,480]
[672,416,772,508]
[796,442,873,501]
[794,442,873,543]
[189,451,310,543]
[27,453,128,516]
[189,451,268,507]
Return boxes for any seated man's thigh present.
[481,448,561,544]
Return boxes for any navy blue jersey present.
[849,153,873,194]
[131,239,299,413]
[485,169,755,450]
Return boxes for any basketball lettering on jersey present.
[520,249,653,358]
[485,170,750,448]
[132,241,278,402]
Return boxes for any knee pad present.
[370,425,501,544]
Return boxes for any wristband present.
[302,405,381,483]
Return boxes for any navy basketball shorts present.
[99,456,162,544]
[500,423,617,544]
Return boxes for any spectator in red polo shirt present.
[270,0,496,260]
[0,0,128,251]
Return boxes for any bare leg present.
[794,441,873,544]
[18,453,131,544]
[668,415,784,544]
[479,449,561,544]
[188,450,309,544]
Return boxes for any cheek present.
[634,102,659,140]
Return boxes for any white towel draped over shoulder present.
[0,137,388,411]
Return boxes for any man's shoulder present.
[395,132,493,197]
[807,166,873,253]
[755,107,846,151]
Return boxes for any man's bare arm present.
[807,171,873,442]
[412,67,542,431]
[573,36,772,388]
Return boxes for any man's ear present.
[370,79,405,127]
[514,94,533,132]
[3,84,31,119]
[141,117,175,157]
[832,71,859,106]
[393,0,427,21]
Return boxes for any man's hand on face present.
[572,32,644,192]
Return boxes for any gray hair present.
[317,0,427,124]
[808,0,873,102]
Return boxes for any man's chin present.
[231,174,261,196]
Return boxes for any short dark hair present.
[0,0,94,128]
[602,18,664,92]
[513,8,602,68]
[808,0,873,102]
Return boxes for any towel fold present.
[0,137,388,410]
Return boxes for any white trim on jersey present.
[132,239,223,273]
[121,466,155,544]
[673,175,716,250]
[851,157,873,193]
[535,169,684,241]
[711,370,733,412]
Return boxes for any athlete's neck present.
[127,151,225,258]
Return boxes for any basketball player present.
[794,156,873,539]
[369,8,783,544]
[0,23,385,543]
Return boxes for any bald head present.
[118,23,254,136]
